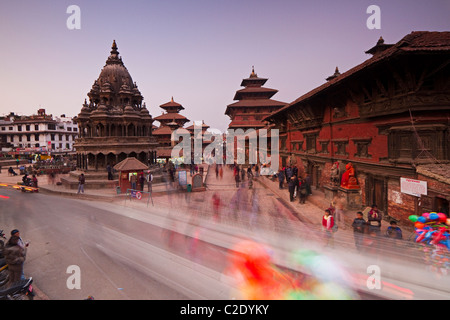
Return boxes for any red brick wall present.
[387,179,416,221]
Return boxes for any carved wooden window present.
[319,140,329,154]
[352,138,372,159]
[333,107,347,119]
[305,135,316,153]
[388,125,447,163]
[333,139,349,156]
[280,136,287,151]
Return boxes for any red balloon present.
[437,213,447,223]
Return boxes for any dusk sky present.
[0,0,449,132]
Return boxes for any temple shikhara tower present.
[74,40,158,171]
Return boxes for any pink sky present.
[0,0,449,132]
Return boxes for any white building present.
[0,109,78,154]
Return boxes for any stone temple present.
[74,40,158,171]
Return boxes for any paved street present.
[1,165,450,300]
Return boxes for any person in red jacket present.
[322,209,335,247]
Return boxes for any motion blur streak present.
[86,192,450,300]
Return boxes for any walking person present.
[352,212,367,252]
[249,189,259,228]
[305,174,312,195]
[298,178,307,204]
[277,170,285,189]
[77,173,85,194]
[139,173,145,191]
[107,164,113,180]
[322,209,335,247]
[333,195,346,227]
[235,172,240,188]
[285,165,292,183]
[3,235,27,286]
[288,176,297,202]
[212,192,221,222]
[130,173,137,190]
[31,174,38,188]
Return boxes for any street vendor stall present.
[113,157,148,193]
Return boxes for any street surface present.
[1,165,449,300]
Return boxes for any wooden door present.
[372,178,386,212]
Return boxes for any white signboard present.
[400,177,427,197]
[178,170,187,186]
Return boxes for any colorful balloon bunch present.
[409,212,450,249]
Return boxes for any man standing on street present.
[77,173,85,194]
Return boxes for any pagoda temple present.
[74,40,158,171]
[225,67,287,131]
[152,97,190,162]
[225,67,287,165]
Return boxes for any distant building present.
[265,31,450,222]
[152,97,190,163]
[0,109,78,156]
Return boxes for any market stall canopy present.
[113,157,148,171]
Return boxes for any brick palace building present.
[264,31,450,223]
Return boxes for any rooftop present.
[265,31,450,120]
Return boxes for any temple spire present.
[111,40,118,53]
[250,65,257,78]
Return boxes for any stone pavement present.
[0,164,395,251]
[0,164,423,300]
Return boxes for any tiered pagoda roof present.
[225,67,287,130]
[153,97,190,135]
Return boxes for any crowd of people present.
[231,163,259,188]
[276,165,312,204]
[321,202,404,251]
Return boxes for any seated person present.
[8,167,18,176]
[386,221,403,240]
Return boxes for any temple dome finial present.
[110,40,119,56]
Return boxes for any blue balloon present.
[429,213,439,220]
[418,216,427,223]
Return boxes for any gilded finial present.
[250,66,257,78]
[110,40,119,56]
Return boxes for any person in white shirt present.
[146,171,153,193]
